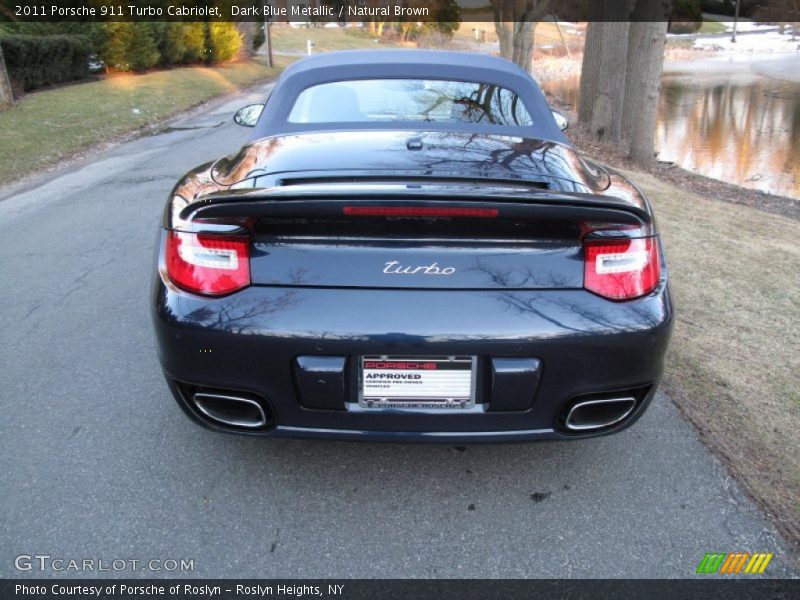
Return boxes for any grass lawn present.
[271,24,406,53]
[0,57,292,187]
[699,19,729,34]
[623,169,800,554]
[454,19,584,49]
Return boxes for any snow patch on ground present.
[718,20,780,33]
[694,31,800,54]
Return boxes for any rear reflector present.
[166,231,250,296]
[584,237,660,300]
[343,206,498,218]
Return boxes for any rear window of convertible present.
[287,79,534,127]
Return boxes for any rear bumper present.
[152,262,673,442]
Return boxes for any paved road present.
[0,84,795,578]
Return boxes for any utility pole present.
[732,0,741,43]
[0,45,13,109]
[263,1,273,68]
[265,18,273,67]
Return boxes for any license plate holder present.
[359,356,476,409]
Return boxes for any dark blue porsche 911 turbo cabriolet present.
[152,50,673,442]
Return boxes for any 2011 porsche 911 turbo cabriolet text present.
[152,50,673,442]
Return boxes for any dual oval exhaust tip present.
[563,396,637,432]
[188,385,639,433]
[192,391,270,429]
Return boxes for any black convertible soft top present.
[252,49,567,143]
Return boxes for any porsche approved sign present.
[359,357,475,408]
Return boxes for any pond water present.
[541,58,800,199]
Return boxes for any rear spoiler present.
[178,183,652,226]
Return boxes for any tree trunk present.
[0,45,13,109]
[577,0,609,126]
[577,22,602,126]
[495,20,513,59]
[625,21,668,166]
[624,0,671,166]
[588,21,630,144]
[492,0,552,72]
[511,20,535,72]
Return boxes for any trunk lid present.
[210,131,613,193]
[178,132,653,291]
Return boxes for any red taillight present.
[165,231,250,296]
[584,237,660,300]
[343,206,498,218]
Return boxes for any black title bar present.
[3,0,782,24]
[3,579,800,600]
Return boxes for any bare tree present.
[578,0,631,140]
[589,20,630,143]
[0,45,13,109]
[492,0,554,72]
[624,1,671,166]
[578,0,671,160]
[577,4,603,126]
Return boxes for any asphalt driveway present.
[0,84,794,578]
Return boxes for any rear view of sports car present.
[151,50,673,442]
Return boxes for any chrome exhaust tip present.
[192,392,268,429]
[564,396,637,432]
